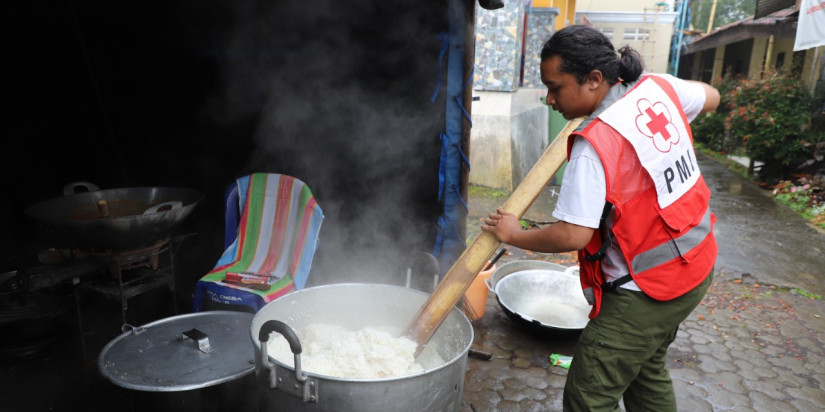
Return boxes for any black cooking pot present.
[25,182,203,251]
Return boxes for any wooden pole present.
[404,117,584,352]
[706,0,718,34]
[763,35,775,78]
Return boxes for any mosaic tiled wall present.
[474,4,559,92]
[473,1,525,92]
[523,8,558,89]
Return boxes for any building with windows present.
[678,0,823,95]
[533,0,577,30]
[468,0,679,191]
[576,0,679,73]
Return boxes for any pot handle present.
[63,182,100,196]
[181,328,215,354]
[143,201,183,215]
[259,320,302,353]
[121,323,146,335]
[258,320,307,384]
[485,277,494,293]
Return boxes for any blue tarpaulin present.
[433,0,471,274]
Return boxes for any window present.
[791,51,805,76]
[775,52,786,70]
[623,28,651,41]
[600,27,614,39]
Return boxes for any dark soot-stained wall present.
[3,0,451,304]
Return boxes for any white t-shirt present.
[552,74,707,290]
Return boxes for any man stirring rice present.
[482,25,720,411]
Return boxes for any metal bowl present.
[490,261,590,334]
[487,260,568,291]
[25,185,203,251]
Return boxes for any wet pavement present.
[460,153,825,411]
[702,158,825,296]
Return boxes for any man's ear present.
[586,70,604,89]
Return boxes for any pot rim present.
[25,186,204,221]
[494,268,590,331]
[251,282,473,383]
[489,260,570,292]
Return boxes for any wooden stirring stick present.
[404,117,584,355]
[459,247,506,320]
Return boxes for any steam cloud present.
[205,0,450,287]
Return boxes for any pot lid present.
[98,311,255,392]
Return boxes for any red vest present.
[570,75,717,318]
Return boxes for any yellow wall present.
[592,20,675,73]
[712,46,725,81]
[801,47,824,90]
[702,41,822,91]
[749,38,768,80]
[583,0,672,12]
[533,0,576,30]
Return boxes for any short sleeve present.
[552,137,606,229]
[650,73,706,122]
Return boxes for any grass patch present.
[695,144,750,179]
[792,288,823,300]
[469,184,509,199]
[773,286,823,300]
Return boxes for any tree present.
[689,0,756,32]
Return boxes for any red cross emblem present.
[634,98,680,153]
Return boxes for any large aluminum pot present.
[97,311,256,412]
[251,283,473,412]
[25,182,203,251]
[489,260,590,335]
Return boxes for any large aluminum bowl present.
[490,260,591,334]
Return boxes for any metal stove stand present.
[70,234,190,369]
[76,235,188,324]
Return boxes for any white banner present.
[794,0,825,51]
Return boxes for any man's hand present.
[481,207,595,253]
[481,208,522,244]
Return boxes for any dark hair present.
[540,25,643,86]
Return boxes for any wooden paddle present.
[404,117,585,353]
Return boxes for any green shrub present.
[721,73,821,180]
[692,79,737,154]
[691,111,727,152]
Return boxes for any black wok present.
[25,183,203,251]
